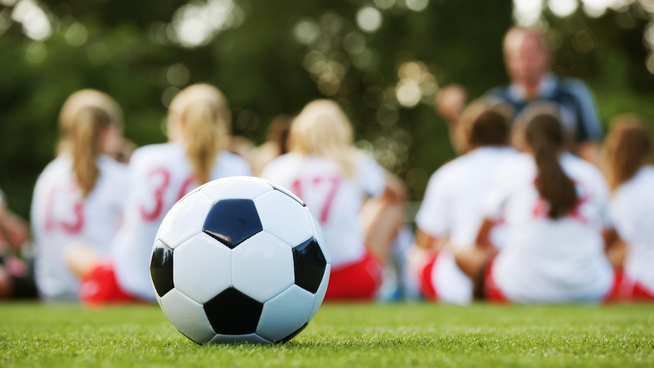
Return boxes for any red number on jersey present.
[140,168,171,221]
[44,183,85,234]
[291,176,341,224]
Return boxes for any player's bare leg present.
[455,218,499,281]
[604,229,626,270]
[0,266,14,299]
[361,173,407,265]
[454,247,497,281]
[64,243,102,279]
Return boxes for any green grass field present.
[0,302,652,367]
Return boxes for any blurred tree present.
[0,0,653,218]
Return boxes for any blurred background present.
[1,0,654,218]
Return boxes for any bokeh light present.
[396,81,421,107]
[65,23,88,46]
[293,19,320,45]
[513,0,543,26]
[357,6,382,33]
[11,0,51,41]
[406,0,429,12]
[549,0,578,17]
[395,61,439,108]
[168,0,244,48]
[581,0,612,17]
[166,63,190,87]
[25,41,46,63]
[374,0,396,10]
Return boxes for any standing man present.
[487,26,603,164]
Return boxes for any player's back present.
[112,142,251,300]
[31,154,128,300]
[490,153,613,302]
[261,152,385,268]
[611,165,654,293]
[418,146,517,248]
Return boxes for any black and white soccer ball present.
[149,177,330,344]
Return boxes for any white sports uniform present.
[609,165,654,295]
[31,154,128,300]
[483,153,614,303]
[260,152,386,268]
[111,142,251,301]
[416,146,518,305]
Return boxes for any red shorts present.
[418,252,440,301]
[481,257,509,303]
[606,271,654,303]
[79,261,139,305]
[324,251,382,301]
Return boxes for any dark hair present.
[606,115,653,189]
[467,110,510,147]
[267,115,293,155]
[526,114,577,219]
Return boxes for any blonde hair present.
[58,90,122,198]
[168,84,231,184]
[288,99,357,177]
[605,115,653,190]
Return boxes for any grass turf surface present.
[0,302,652,367]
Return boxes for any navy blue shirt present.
[486,74,603,143]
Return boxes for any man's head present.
[503,27,552,89]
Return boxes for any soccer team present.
[0,25,652,305]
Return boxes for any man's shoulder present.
[552,74,591,95]
[485,84,511,98]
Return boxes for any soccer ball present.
[149,177,330,344]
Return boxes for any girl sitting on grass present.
[65,84,251,304]
[32,90,128,301]
[605,116,654,302]
[455,112,615,303]
[411,100,517,305]
[261,100,406,301]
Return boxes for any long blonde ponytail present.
[288,99,357,177]
[168,84,230,184]
[70,107,111,197]
[58,90,122,198]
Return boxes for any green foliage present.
[1,0,654,217]
[0,303,653,367]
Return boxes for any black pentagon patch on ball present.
[203,199,263,249]
[270,183,306,207]
[150,241,174,297]
[292,238,327,294]
[279,322,309,344]
[203,287,264,335]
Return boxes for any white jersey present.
[261,152,385,268]
[31,155,128,300]
[484,153,614,303]
[610,165,654,294]
[416,146,518,305]
[112,142,251,300]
